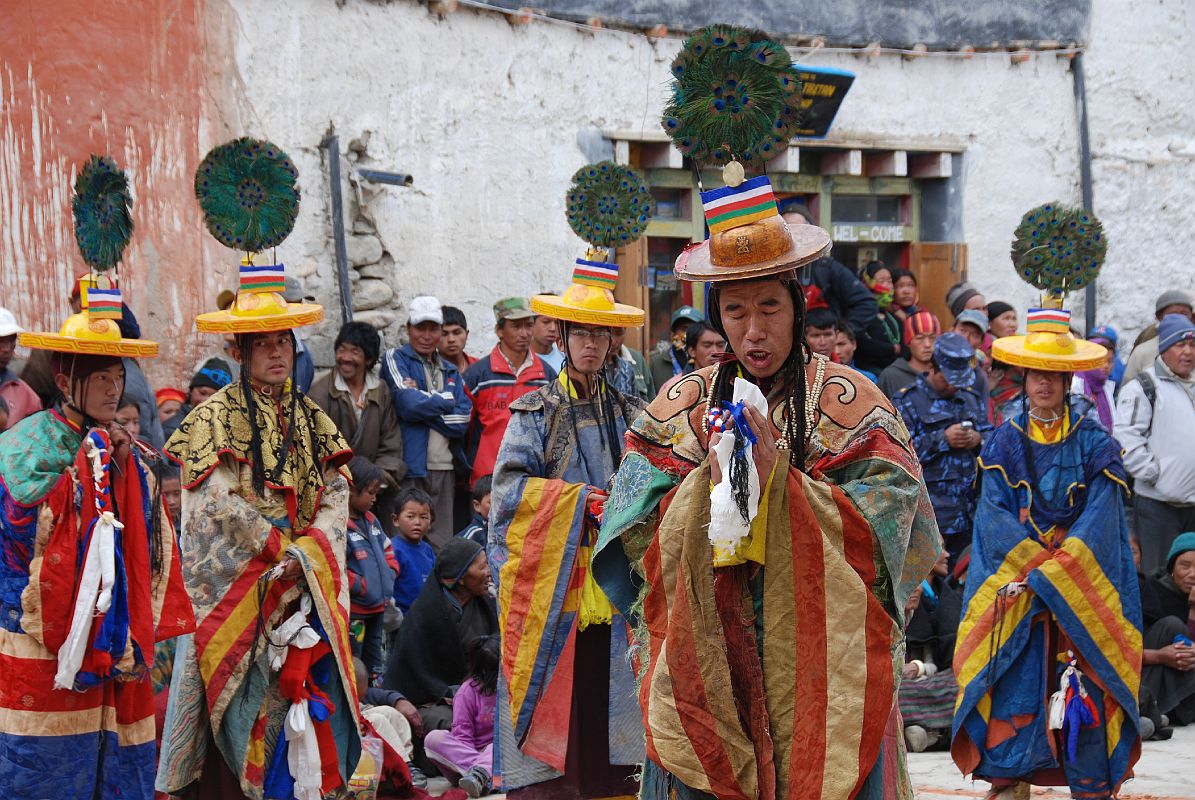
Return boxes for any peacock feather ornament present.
[73,155,134,272]
[565,161,653,251]
[195,137,300,254]
[662,24,803,175]
[1011,203,1107,303]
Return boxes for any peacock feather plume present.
[566,161,654,249]
[662,25,802,168]
[195,137,300,252]
[72,155,134,271]
[1011,203,1107,297]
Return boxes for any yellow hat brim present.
[195,303,324,333]
[18,331,158,358]
[991,335,1108,372]
[530,294,644,327]
[675,222,832,282]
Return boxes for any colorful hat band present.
[1026,308,1071,334]
[84,286,123,320]
[239,263,286,295]
[702,175,779,234]
[573,258,619,289]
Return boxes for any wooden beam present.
[766,147,801,175]
[909,152,953,178]
[820,149,862,176]
[866,150,907,177]
[614,139,630,166]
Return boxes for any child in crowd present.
[391,486,436,614]
[832,320,878,382]
[424,634,499,798]
[353,658,428,790]
[152,460,183,533]
[456,475,491,548]
[892,268,921,320]
[115,395,141,441]
[347,457,400,682]
[803,308,839,360]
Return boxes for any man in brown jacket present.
[309,321,407,492]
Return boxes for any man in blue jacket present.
[381,295,472,551]
[894,332,993,567]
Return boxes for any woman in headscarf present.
[388,537,497,732]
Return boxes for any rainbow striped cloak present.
[951,411,1141,797]
[595,361,943,800]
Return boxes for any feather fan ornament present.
[662,25,803,168]
[565,161,654,249]
[1011,203,1107,297]
[195,137,300,252]
[72,156,134,271]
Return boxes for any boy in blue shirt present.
[391,486,436,614]
[346,457,400,682]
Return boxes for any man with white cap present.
[0,307,42,429]
[381,295,473,550]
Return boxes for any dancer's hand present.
[107,422,132,467]
[277,557,303,582]
[742,405,778,487]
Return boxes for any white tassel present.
[267,594,319,671]
[54,508,122,689]
[708,377,768,557]
[286,699,323,800]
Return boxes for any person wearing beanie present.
[1088,323,1126,385]
[945,280,986,321]
[1137,530,1195,731]
[894,333,994,566]
[155,386,186,425]
[878,309,941,399]
[986,302,1017,339]
[1115,313,1195,573]
[1122,289,1194,383]
[160,356,235,440]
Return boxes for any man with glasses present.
[488,262,646,797]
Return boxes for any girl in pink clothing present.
[425,634,498,797]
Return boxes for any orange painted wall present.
[0,0,234,386]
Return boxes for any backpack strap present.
[1136,371,1156,407]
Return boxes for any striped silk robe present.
[594,359,942,800]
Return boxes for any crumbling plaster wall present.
[225,0,1179,364]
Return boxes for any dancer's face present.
[718,279,794,380]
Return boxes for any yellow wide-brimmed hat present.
[20,276,157,358]
[195,257,323,333]
[675,174,831,282]
[530,258,644,327]
[991,307,1107,372]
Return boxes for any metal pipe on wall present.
[1073,52,1097,329]
[320,133,354,325]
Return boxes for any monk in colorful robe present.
[952,306,1142,800]
[156,256,360,799]
[489,260,647,798]
[0,350,193,799]
[594,175,941,800]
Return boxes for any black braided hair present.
[706,275,809,469]
[149,459,180,584]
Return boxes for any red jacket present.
[462,347,555,485]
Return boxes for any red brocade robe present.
[0,411,194,800]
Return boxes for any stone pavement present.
[428,724,1194,798]
[909,723,1194,799]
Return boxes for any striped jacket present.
[462,347,555,485]
[380,344,472,478]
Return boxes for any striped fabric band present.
[1026,307,1071,333]
[239,263,286,294]
[86,287,123,320]
[701,175,778,234]
[572,258,618,289]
